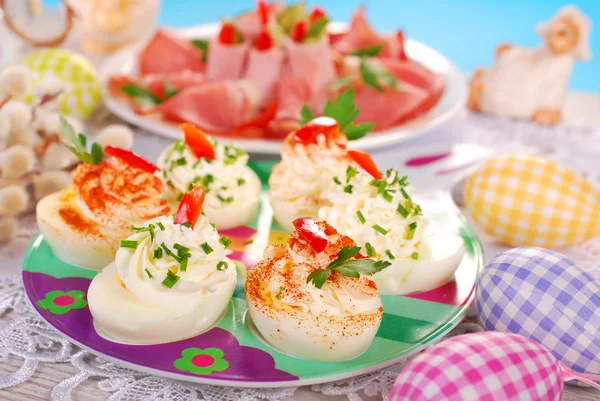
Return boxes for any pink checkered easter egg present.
[390,332,563,401]
[465,154,599,248]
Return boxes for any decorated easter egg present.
[465,154,599,248]
[476,247,600,375]
[17,49,102,119]
[390,332,563,401]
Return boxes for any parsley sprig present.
[299,89,375,140]
[306,246,391,289]
[61,116,104,165]
[360,59,399,93]
[121,84,162,107]
[350,43,384,57]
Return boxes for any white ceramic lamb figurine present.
[468,5,592,125]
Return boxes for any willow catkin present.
[0,145,36,178]
[95,124,134,150]
[0,185,28,215]
[0,65,31,98]
[44,113,83,139]
[33,170,71,200]
[41,142,77,170]
[1,100,32,133]
[7,128,39,148]
[0,217,18,242]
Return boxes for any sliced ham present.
[354,84,429,130]
[243,47,285,106]
[139,29,204,76]
[234,2,286,42]
[205,38,250,81]
[274,76,311,121]
[331,6,382,55]
[283,37,335,109]
[142,71,206,99]
[376,59,445,112]
[153,80,261,134]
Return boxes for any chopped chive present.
[161,270,180,288]
[405,227,416,240]
[356,210,366,224]
[216,261,228,271]
[161,243,181,262]
[398,176,409,186]
[217,194,233,203]
[162,169,167,178]
[413,204,423,216]
[365,242,375,257]
[149,224,155,242]
[174,157,187,166]
[344,184,353,194]
[145,268,153,278]
[397,202,409,217]
[333,176,342,185]
[401,188,410,199]
[120,240,138,249]
[174,243,190,253]
[411,252,419,260]
[219,236,232,248]
[181,221,192,228]
[346,166,358,183]
[372,224,388,235]
[275,286,284,299]
[202,174,214,188]
[176,192,184,202]
[405,197,413,213]
[210,222,216,229]
[173,139,186,152]
[200,242,214,254]
[166,180,174,188]
[237,177,246,186]
[381,190,393,202]
[370,179,382,187]
[157,221,165,231]
[409,222,417,231]
[131,225,149,232]
[154,248,163,259]
[180,257,188,272]
[386,250,395,260]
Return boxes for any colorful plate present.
[22,161,483,388]
[99,23,467,155]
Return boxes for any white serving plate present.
[99,23,467,154]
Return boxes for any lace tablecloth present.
[1,96,600,400]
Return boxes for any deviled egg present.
[158,123,260,229]
[36,124,170,269]
[245,218,387,362]
[268,117,350,232]
[318,150,464,295]
[88,185,237,344]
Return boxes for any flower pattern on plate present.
[174,347,229,375]
[37,290,87,314]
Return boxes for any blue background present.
[157,0,599,93]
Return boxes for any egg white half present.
[373,225,465,295]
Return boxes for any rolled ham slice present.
[243,47,285,106]
[139,29,204,76]
[354,84,429,130]
[153,80,260,134]
[331,7,382,55]
[142,71,206,99]
[234,2,285,42]
[283,37,335,109]
[205,38,250,81]
[274,76,311,121]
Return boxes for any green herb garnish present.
[219,236,232,249]
[200,242,214,254]
[344,184,353,194]
[397,202,409,218]
[333,176,342,185]
[192,39,209,63]
[411,252,419,260]
[164,81,179,99]
[356,210,366,224]
[275,286,284,299]
[216,261,228,271]
[180,257,188,272]
[174,157,187,167]
[217,194,234,203]
[162,270,180,288]
[372,224,388,235]
[181,221,191,228]
[161,243,182,263]
[386,250,395,260]
[365,242,375,257]
[120,240,138,249]
[350,43,384,57]
[306,246,391,289]
[60,116,105,165]
[121,84,163,106]
[153,248,163,259]
[360,59,399,93]
[237,178,246,186]
[145,268,153,278]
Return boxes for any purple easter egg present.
[390,332,563,401]
[476,247,600,375]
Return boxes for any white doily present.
[0,111,599,400]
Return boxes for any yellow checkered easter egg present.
[17,49,102,119]
[465,154,599,248]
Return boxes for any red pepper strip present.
[347,150,382,180]
[291,20,307,42]
[397,30,408,61]
[293,217,328,253]
[293,116,339,144]
[174,185,206,227]
[236,102,278,131]
[257,0,269,25]
[179,123,216,161]
[219,23,237,44]
[255,29,274,51]
[310,7,326,23]
[104,146,159,173]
